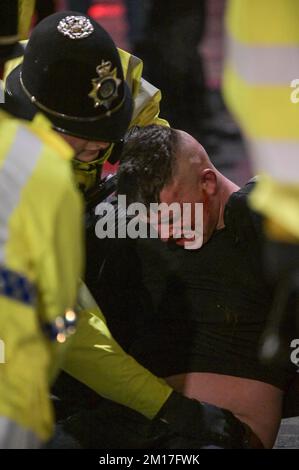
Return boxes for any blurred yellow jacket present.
[223,0,299,240]
[0,110,83,442]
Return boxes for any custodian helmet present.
[4,11,133,142]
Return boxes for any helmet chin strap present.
[72,157,103,194]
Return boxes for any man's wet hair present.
[118,125,179,206]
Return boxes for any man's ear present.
[201,169,217,196]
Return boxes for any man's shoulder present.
[226,178,261,211]
[224,178,263,242]
[233,177,258,199]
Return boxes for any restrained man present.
[1,12,249,448]
[110,125,297,449]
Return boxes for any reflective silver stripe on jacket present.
[0,126,42,263]
[227,35,299,85]
[249,139,299,183]
[125,53,142,91]
[132,78,160,121]
[0,417,41,449]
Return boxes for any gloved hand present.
[152,391,247,448]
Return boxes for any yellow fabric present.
[64,283,172,420]
[224,0,299,237]
[18,0,35,39]
[264,220,299,244]
[0,111,83,441]
[119,48,169,128]
[226,0,299,44]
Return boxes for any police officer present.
[1,11,248,448]
[0,1,83,448]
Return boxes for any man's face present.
[158,131,220,247]
[59,133,110,162]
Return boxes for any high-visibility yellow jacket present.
[223,0,299,240]
[0,111,83,443]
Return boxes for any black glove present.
[152,391,247,448]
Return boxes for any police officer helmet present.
[4,11,133,142]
